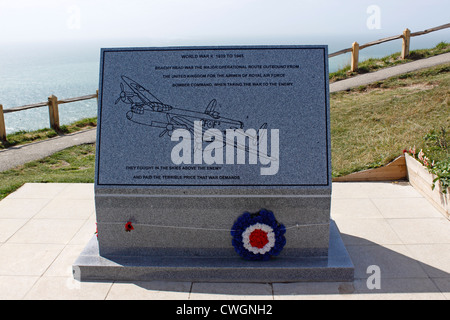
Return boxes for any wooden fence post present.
[402,28,411,59]
[351,42,359,72]
[0,104,7,143]
[48,95,60,131]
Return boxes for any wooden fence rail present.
[0,91,98,143]
[328,23,450,71]
[0,23,449,144]
[0,105,6,143]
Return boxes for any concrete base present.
[73,221,354,283]
[94,191,332,259]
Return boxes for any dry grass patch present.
[331,64,449,177]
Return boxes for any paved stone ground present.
[0,182,448,300]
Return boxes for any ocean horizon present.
[1,32,448,134]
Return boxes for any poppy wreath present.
[231,209,286,261]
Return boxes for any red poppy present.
[249,229,269,249]
[125,221,134,232]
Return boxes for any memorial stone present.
[74,45,354,282]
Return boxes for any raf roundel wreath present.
[231,209,286,261]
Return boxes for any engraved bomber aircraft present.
[115,76,278,165]
[116,75,249,138]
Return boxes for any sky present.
[0,0,449,45]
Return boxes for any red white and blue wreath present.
[231,209,286,261]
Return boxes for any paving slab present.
[189,282,273,300]
[0,182,448,300]
[106,281,191,300]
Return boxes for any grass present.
[331,63,450,177]
[329,41,450,83]
[0,144,95,200]
[421,127,449,164]
[0,117,97,150]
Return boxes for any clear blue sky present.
[0,0,449,44]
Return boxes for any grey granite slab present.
[73,221,354,282]
[95,46,331,188]
[95,194,331,257]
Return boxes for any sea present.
[0,33,448,134]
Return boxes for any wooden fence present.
[0,92,98,143]
[0,23,449,144]
[328,23,450,72]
